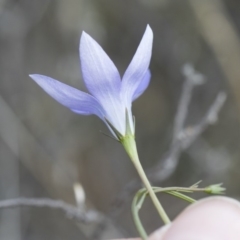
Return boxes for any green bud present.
[205,183,225,194]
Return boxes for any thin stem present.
[121,135,171,224]
[132,191,148,240]
[131,188,196,239]
[153,186,204,192]
[132,158,171,224]
[166,191,196,203]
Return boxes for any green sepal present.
[104,117,123,141]
[205,183,225,194]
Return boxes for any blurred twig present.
[172,64,205,141]
[148,64,206,183]
[180,92,226,150]
[0,95,124,239]
[111,64,226,214]
[0,198,100,223]
[148,91,226,183]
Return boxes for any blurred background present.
[1,0,240,239]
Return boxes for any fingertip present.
[161,196,240,240]
[148,224,171,240]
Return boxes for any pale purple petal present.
[80,32,126,134]
[132,69,151,101]
[121,25,153,104]
[80,32,121,99]
[29,74,105,118]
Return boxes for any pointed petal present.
[29,74,105,118]
[132,69,151,101]
[80,32,126,134]
[121,25,153,104]
[80,31,121,100]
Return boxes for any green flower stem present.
[167,191,196,203]
[132,191,148,240]
[121,135,171,225]
[132,188,196,239]
[152,185,225,195]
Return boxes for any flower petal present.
[121,25,153,104]
[132,69,151,101]
[29,74,105,118]
[80,31,121,100]
[80,32,126,134]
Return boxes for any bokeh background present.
[1,0,240,239]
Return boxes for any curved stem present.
[132,156,171,224]
[132,188,196,238]
[121,135,171,224]
[132,191,148,240]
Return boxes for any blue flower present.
[30,25,153,139]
